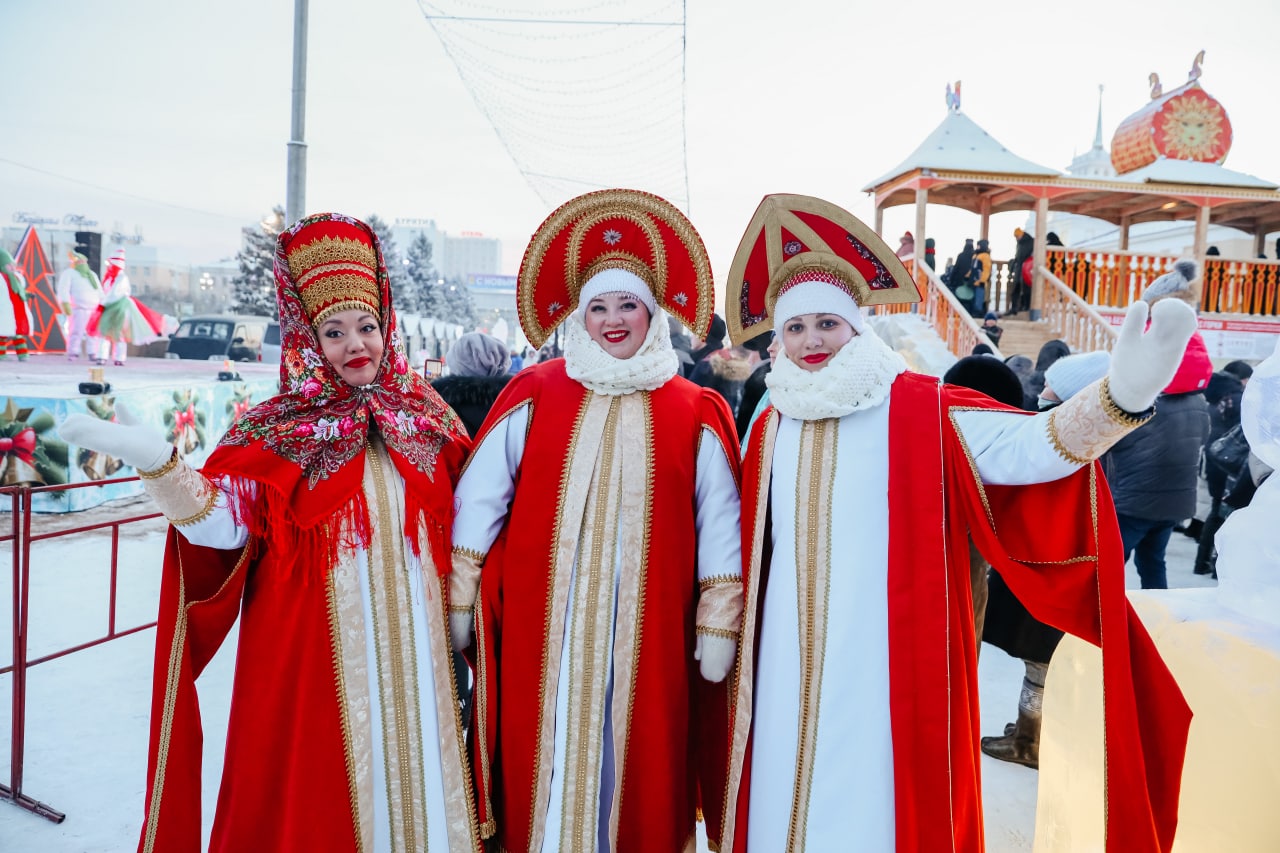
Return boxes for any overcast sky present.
[5,0,1278,284]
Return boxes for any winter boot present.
[981,661,1045,769]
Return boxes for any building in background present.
[393,217,502,279]
[468,274,521,347]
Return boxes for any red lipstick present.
[345,356,372,369]
[802,353,829,364]
[603,331,628,343]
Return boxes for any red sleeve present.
[946,427,1192,853]
[136,530,249,853]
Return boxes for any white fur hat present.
[577,267,656,317]
[772,278,866,335]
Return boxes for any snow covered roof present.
[863,110,1059,191]
[1116,158,1278,190]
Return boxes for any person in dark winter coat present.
[433,333,514,438]
[1003,354,1036,410]
[981,311,1003,348]
[1194,369,1247,575]
[971,239,993,315]
[690,343,753,417]
[981,350,1111,769]
[1007,228,1035,314]
[1025,339,1071,406]
[949,238,975,291]
[688,311,727,370]
[923,237,937,270]
[1103,262,1213,589]
[735,332,774,440]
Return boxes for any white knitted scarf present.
[563,307,679,396]
[766,329,907,420]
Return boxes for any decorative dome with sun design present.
[1111,51,1233,175]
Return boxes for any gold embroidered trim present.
[448,604,473,614]
[287,234,378,280]
[297,261,377,288]
[518,190,714,347]
[529,394,592,853]
[475,600,496,837]
[140,565,187,853]
[695,626,741,640]
[1046,408,1093,465]
[136,447,179,479]
[786,418,838,851]
[434,574,484,852]
[719,410,778,853]
[1099,376,1156,428]
[451,546,486,562]
[455,399,532,481]
[303,277,381,320]
[326,572,365,853]
[946,406,997,528]
[610,392,655,847]
[699,573,741,591]
[168,488,218,527]
[580,254,657,292]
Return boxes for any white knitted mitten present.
[1107,299,1198,413]
[58,402,173,472]
[694,634,737,683]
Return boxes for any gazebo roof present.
[1116,159,1277,190]
[862,109,1058,192]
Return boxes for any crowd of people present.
[59,191,1217,852]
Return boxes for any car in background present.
[260,321,281,364]
[164,315,269,362]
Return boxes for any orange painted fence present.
[883,261,1003,359]
[1045,250,1280,316]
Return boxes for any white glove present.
[58,402,173,472]
[1107,299,1198,413]
[694,633,737,683]
[449,610,474,653]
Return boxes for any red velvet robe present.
[468,361,739,853]
[721,371,1191,852]
[135,437,470,853]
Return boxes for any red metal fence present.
[1,479,161,823]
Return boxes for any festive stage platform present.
[0,354,280,513]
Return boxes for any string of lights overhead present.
[418,0,692,214]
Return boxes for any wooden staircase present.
[995,313,1063,359]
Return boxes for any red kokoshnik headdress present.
[725,194,920,345]
[206,213,469,569]
[517,188,715,347]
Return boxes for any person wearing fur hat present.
[55,250,102,360]
[717,194,1195,853]
[448,190,743,853]
[1100,260,1213,590]
[59,214,480,851]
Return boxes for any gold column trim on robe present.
[719,411,780,853]
[559,395,626,851]
[527,394,613,853]
[141,546,251,853]
[327,555,374,853]
[365,440,430,850]
[606,392,654,848]
[786,418,839,853]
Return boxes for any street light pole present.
[285,0,309,227]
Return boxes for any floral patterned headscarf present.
[207,214,468,553]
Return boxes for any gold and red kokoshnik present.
[282,218,382,325]
[517,188,714,348]
[726,193,919,345]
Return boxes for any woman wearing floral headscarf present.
[60,214,479,852]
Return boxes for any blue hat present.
[1044,351,1110,402]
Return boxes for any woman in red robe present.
[718,194,1195,853]
[448,189,744,853]
[60,213,478,852]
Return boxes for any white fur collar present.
[766,329,906,420]
[563,308,679,396]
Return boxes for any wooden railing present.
[1044,249,1280,316]
[1037,266,1119,354]
[883,260,1004,359]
